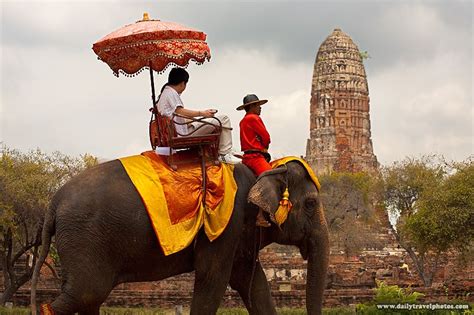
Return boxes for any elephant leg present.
[229,258,277,315]
[78,305,100,315]
[51,290,107,315]
[190,231,239,315]
[49,291,83,315]
[50,267,114,314]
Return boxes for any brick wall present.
[5,243,473,308]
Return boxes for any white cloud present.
[370,51,473,164]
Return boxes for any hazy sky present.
[1,0,472,165]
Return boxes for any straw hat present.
[236,94,268,111]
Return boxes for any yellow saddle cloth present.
[119,151,237,256]
[119,153,320,256]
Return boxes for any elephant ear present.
[247,166,288,217]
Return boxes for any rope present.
[248,225,263,309]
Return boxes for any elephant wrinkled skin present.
[31,159,329,315]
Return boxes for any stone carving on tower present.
[305,28,378,174]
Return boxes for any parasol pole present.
[149,60,161,150]
[149,60,157,109]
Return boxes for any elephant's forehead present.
[287,162,319,192]
[271,157,320,187]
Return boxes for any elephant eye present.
[304,198,318,210]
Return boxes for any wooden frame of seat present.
[149,109,223,170]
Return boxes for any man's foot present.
[219,153,241,164]
[256,216,271,227]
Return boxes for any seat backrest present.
[150,111,223,153]
[149,113,177,148]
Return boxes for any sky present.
[1,0,473,165]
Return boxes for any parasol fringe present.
[110,55,209,78]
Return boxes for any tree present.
[359,50,371,60]
[320,172,382,256]
[380,155,473,287]
[0,146,97,303]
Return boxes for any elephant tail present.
[31,196,57,314]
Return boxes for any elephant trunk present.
[305,222,329,315]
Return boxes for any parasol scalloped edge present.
[110,58,209,77]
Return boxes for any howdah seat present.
[149,108,222,170]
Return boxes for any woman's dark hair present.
[160,67,189,94]
[168,67,189,85]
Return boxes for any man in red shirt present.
[237,94,272,227]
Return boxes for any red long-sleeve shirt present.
[239,113,271,152]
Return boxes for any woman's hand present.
[200,109,216,118]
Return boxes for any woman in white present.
[157,68,239,164]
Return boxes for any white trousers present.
[190,115,233,155]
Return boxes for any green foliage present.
[320,171,381,255]
[276,309,306,315]
[405,161,474,254]
[359,50,371,59]
[0,145,98,302]
[321,307,355,315]
[357,281,425,314]
[380,155,474,286]
[49,243,60,266]
[0,145,98,223]
[0,307,31,315]
[355,280,425,313]
[323,172,378,206]
[372,280,424,304]
[217,311,242,315]
[0,146,98,227]
[0,146,98,241]
[382,155,445,218]
[100,308,166,315]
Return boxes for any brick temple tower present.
[305,28,378,174]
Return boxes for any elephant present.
[31,158,329,315]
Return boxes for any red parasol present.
[92,13,211,105]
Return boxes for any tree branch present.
[387,220,427,286]
[29,243,59,279]
[2,228,17,296]
[44,260,59,280]
[11,242,36,266]
[22,220,29,249]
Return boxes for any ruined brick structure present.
[306,28,378,174]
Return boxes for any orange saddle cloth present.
[119,151,237,256]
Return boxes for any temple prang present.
[305,28,378,174]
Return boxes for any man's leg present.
[242,154,272,176]
[191,115,233,155]
[215,115,232,155]
[242,155,272,227]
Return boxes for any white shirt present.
[157,86,188,135]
